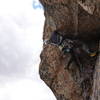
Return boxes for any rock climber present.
[44,30,98,71]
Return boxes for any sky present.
[0,0,56,100]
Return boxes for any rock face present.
[91,42,100,100]
[39,0,100,100]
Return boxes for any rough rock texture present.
[39,0,100,100]
[91,42,100,100]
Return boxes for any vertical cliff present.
[39,0,100,100]
[91,42,100,100]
